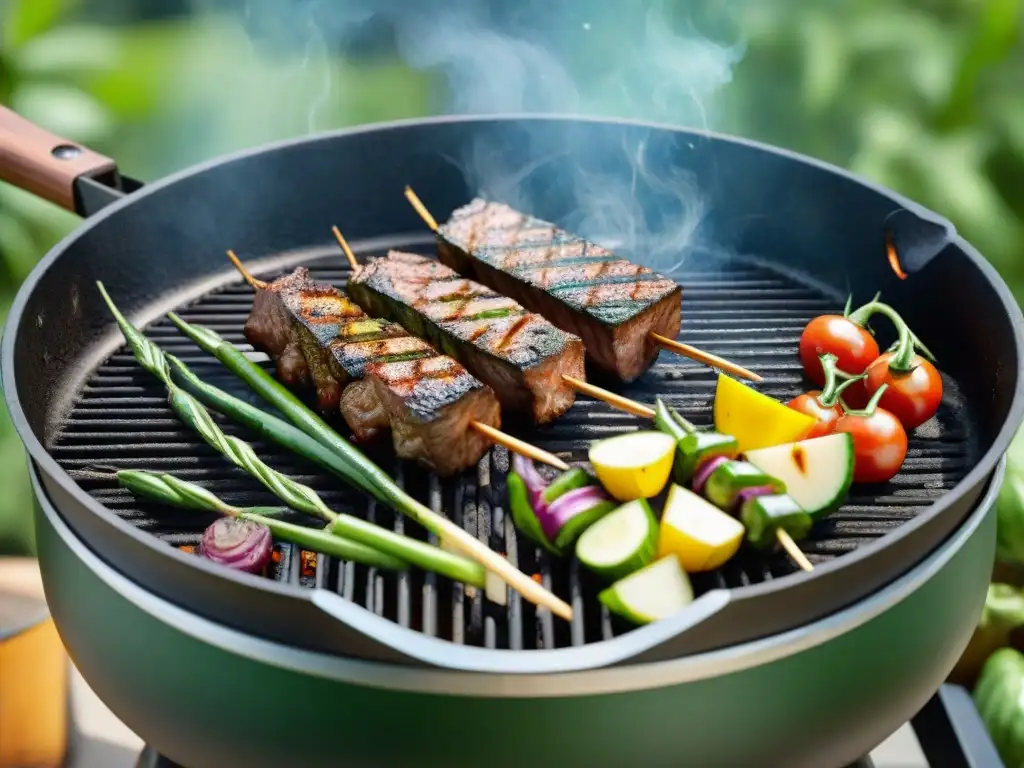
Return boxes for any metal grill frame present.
[4,115,1022,673]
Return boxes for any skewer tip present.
[776,528,813,572]
[650,333,762,382]
[331,226,361,272]
[226,250,267,290]
[403,185,440,232]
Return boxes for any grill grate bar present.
[52,250,976,650]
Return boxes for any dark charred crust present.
[241,265,499,472]
[348,250,583,423]
[436,198,683,381]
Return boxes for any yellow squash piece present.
[588,431,676,502]
[713,373,817,453]
[658,484,745,572]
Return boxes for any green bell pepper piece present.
[542,467,595,504]
[704,460,785,510]
[654,397,738,484]
[740,493,812,550]
[506,472,560,556]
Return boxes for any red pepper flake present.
[301,551,317,578]
[179,545,195,554]
[531,573,543,584]
[886,232,907,280]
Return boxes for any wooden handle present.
[0,105,117,212]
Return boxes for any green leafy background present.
[1,0,1021,560]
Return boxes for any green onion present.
[166,354,376,497]
[117,469,406,572]
[165,311,571,620]
[97,283,487,589]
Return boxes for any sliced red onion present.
[200,518,273,574]
[734,485,778,512]
[512,454,550,516]
[692,455,730,496]
[537,485,612,543]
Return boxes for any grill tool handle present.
[911,685,1004,768]
[0,106,125,214]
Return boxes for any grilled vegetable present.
[702,460,785,510]
[713,373,817,453]
[834,384,908,483]
[507,456,615,553]
[742,433,855,519]
[435,197,682,382]
[739,491,813,550]
[506,471,560,555]
[598,556,694,625]
[799,306,880,386]
[117,469,410,573]
[950,584,1024,688]
[576,499,659,580]
[974,647,1024,766]
[588,431,676,501]
[234,265,499,476]
[200,518,274,574]
[654,397,738,484]
[787,353,867,437]
[347,250,586,424]
[658,484,745,572]
[844,299,942,430]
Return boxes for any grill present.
[52,240,975,652]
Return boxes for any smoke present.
[188,0,745,272]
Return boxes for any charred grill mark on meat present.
[347,250,585,424]
[435,198,683,382]
[241,265,499,476]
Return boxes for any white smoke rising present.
[194,0,745,271]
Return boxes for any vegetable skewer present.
[402,185,763,384]
[231,246,569,472]
[559,377,815,572]
[163,304,573,620]
[97,283,491,589]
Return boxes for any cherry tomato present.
[863,352,943,430]
[799,315,880,386]
[787,392,841,438]
[834,403,908,484]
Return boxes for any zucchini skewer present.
[561,381,819,572]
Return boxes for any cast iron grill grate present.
[50,246,974,650]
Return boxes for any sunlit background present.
[1,0,1022,559]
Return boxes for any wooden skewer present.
[648,334,763,383]
[402,186,763,383]
[226,250,571,619]
[226,250,266,289]
[328,227,570,472]
[561,374,813,573]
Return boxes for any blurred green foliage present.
[0,0,1022,554]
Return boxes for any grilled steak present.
[242,267,499,476]
[436,199,682,382]
[347,250,585,424]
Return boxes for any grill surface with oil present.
[50,247,974,651]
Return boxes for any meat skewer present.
[403,186,762,384]
[227,251,569,475]
[339,232,586,425]
[565,376,814,572]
